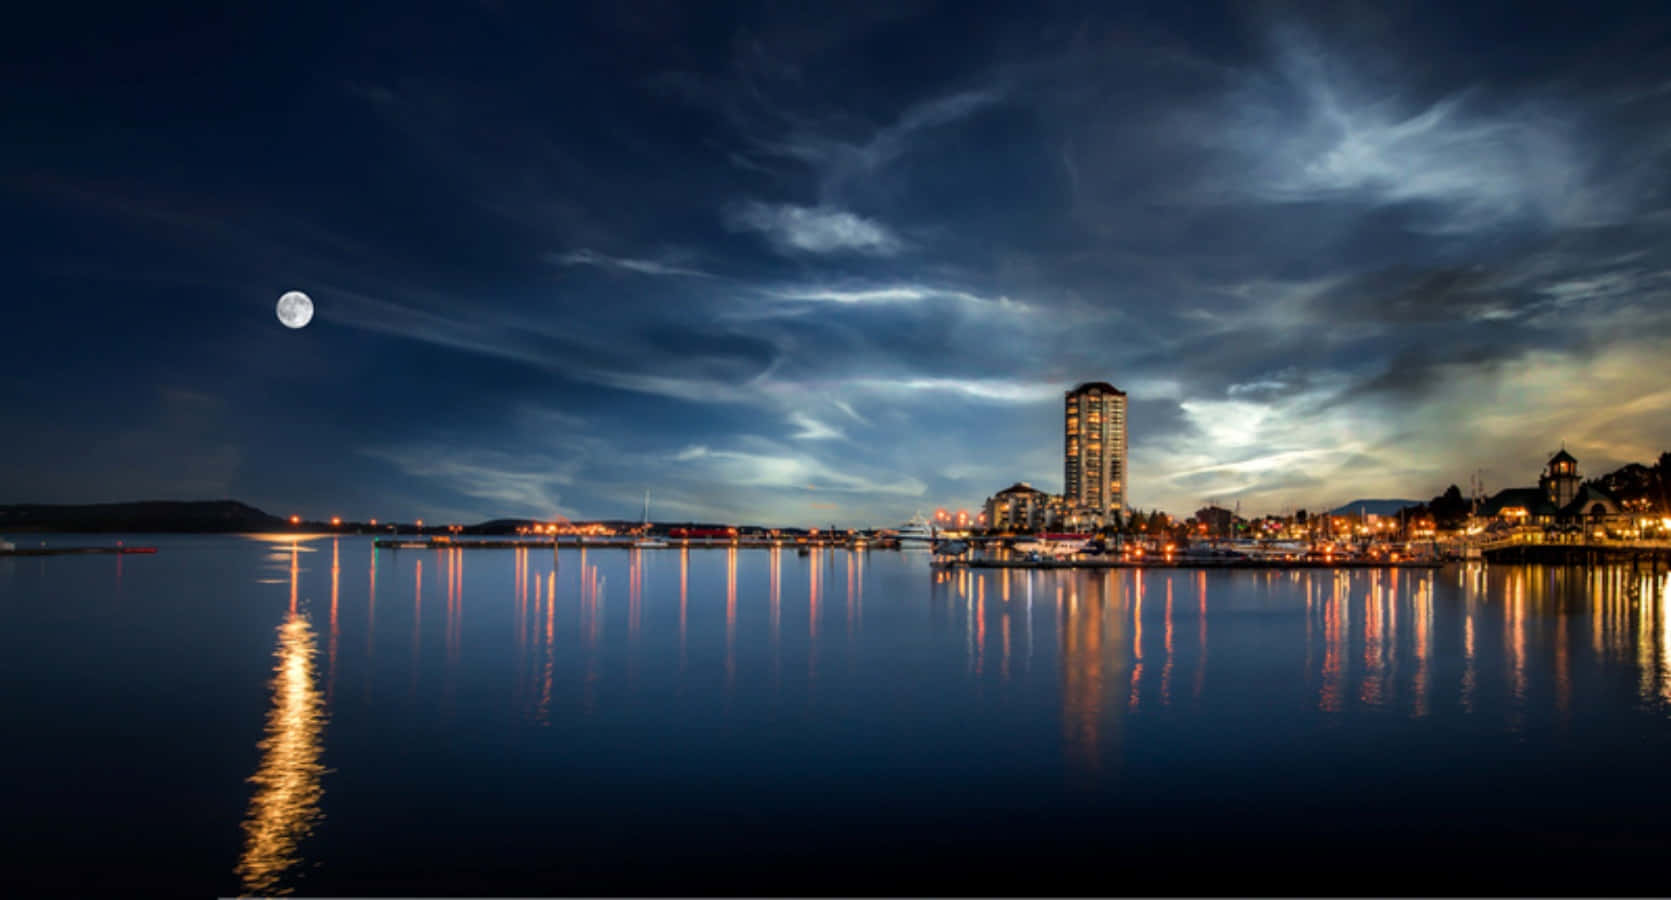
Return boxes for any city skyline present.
[6,2,1671,527]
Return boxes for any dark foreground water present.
[3,535,1671,896]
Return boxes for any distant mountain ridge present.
[1326,499,1422,517]
[0,500,287,533]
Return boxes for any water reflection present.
[1061,572,1122,778]
[328,541,339,705]
[769,545,781,689]
[538,569,554,725]
[365,548,376,702]
[235,611,328,896]
[1320,575,1344,713]
[1362,574,1383,707]
[809,547,821,682]
[1194,571,1207,700]
[680,547,690,673]
[410,559,422,700]
[726,546,738,691]
[1128,575,1143,712]
[1162,578,1173,707]
[239,554,1671,833]
[1413,575,1430,718]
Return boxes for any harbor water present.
[3,534,1670,894]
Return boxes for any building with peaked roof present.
[1479,449,1625,527]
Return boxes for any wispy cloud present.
[1223,28,1622,232]
[765,282,1031,312]
[787,411,844,440]
[848,377,1063,404]
[727,202,901,255]
[758,87,1007,193]
[670,444,925,495]
[359,446,579,519]
[547,248,712,277]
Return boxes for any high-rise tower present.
[1064,381,1127,522]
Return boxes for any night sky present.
[7,1,1671,527]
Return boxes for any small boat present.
[932,539,969,556]
[118,546,158,554]
[0,537,14,551]
[633,538,669,549]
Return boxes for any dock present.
[372,538,878,551]
[1481,537,1671,567]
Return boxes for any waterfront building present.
[1064,382,1128,526]
[983,482,1052,532]
[1478,448,1626,528]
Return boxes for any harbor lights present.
[330,516,341,528]
[289,515,301,526]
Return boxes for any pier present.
[1481,534,1671,567]
[372,537,875,551]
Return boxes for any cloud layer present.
[7,3,1671,525]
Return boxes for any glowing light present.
[288,515,300,526]
[329,516,341,527]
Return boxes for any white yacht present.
[895,513,936,545]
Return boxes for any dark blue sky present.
[6,0,1671,526]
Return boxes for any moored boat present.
[895,513,935,545]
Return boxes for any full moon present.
[276,291,314,329]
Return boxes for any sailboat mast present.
[642,489,650,525]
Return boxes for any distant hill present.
[0,500,287,533]
[1589,453,1671,511]
[1327,499,1422,518]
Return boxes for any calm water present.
[4,535,1671,895]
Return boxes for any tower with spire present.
[1539,446,1582,509]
